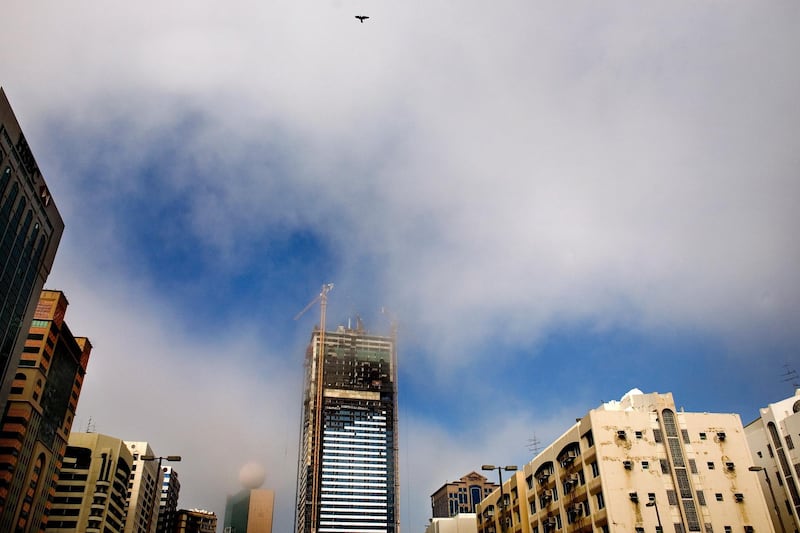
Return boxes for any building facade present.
[125,441,162,533]
[425,513,479,533]
[431,472,498,518]
[175,508,217,533]
[0,88,65,415]
[745,388,800,533]
[224,488,275,533]
[48,432,133,532]
[0,290,92,531]
[477,389,774,533]
[295,324,398,533]
[156,466,181,533]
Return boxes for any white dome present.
[238,462,267,489]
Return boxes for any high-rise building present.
[224,488,275,533]
[431,472,498,518]
[0,290,92,531]
[124,441,162,533]
[0,88,65,413]
[477,389,774,533]
[48,432,134,532]
[156,466,181,533]
[744,388,800,533]
[295,323,399,533]
[174,508,217,533]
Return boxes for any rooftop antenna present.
[85,416,95,433]
[781,363,799,390]
[526,433,542,456]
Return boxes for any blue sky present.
[3,1,800,531]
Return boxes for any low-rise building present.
[426,513,479,533]
[477,389,774,533]
[431,472,498,518]
[745,388,800,533]
[175,508,217,533]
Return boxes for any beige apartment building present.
[745,389,800,533]
[48,432,133,532]
[125,441,162,533]
[477,389,774,533]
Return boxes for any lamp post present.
[140,454,181,533]
[645,497,662,533]
[482,465,518,532]
[749,466,786,533]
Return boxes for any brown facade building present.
[431,472,498,518]
[0,290,92,531]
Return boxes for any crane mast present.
[294,283,333,533]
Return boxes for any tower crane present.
[294,283,334,533]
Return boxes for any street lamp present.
[749,466,786,533]
[141,455,182,533]
[645,496,662,533]
[482,465,518,532]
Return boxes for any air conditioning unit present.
[542,489,553,501]
[543,517,557,527]
[569,503,584,517]
[566,474,580,485]
[538,473,550,485]
[735,493,744,502]
[623,460,633,470]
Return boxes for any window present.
[530,501,535,514]
[757,451,763,458]
[590,462,599,478]
[715,493,723,502]
[697,491,706,505]
[667,490,678,505]
[786,435,794,450]
[699,432,707,440]
[707,462,715,470]
[583,430,594,447]
[642,461,649,470]
[653,429,663,443]
[635,431,643,439]
[596,491,605,510]
[723,527,731,533]
[660,459,670,474]
[689,459,697,474]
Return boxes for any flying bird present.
[355,15,369,23]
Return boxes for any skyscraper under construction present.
[295,322,398,533]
